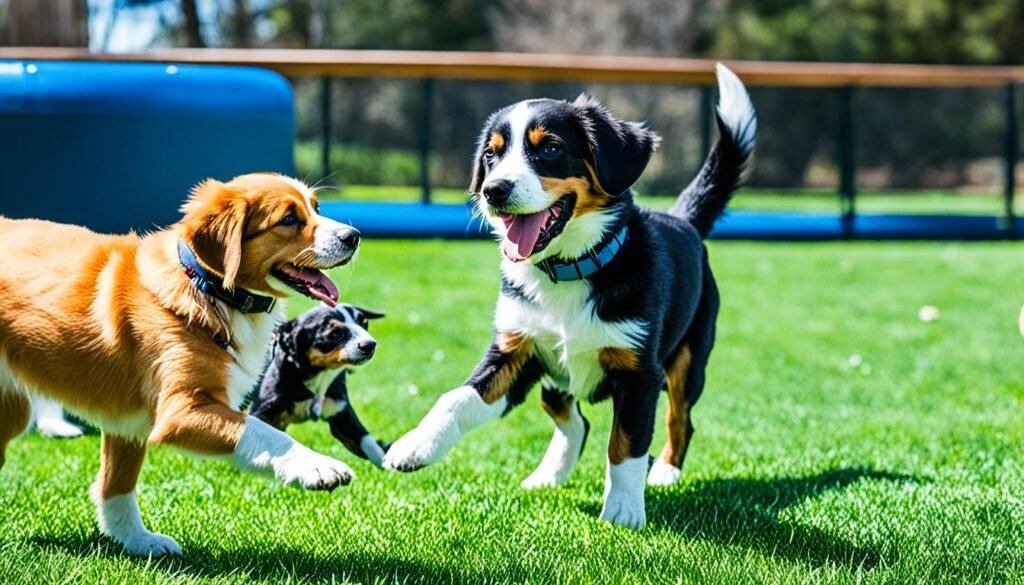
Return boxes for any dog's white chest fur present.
[225,304,285,410]
[496,262,645,399]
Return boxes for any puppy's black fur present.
[384,65,756,529]
[248,304,389,467]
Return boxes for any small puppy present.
[385,65,756,530]
[248,304,390,467]
[0,173,361,556]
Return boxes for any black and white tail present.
[670,63,757,238]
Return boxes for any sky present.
[86,0,252,52]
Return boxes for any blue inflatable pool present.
[317,202,1024,241]
[0,61,294,233]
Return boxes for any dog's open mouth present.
[497,195,575,262]
[272,263,340,307]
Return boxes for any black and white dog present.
[248,304,390,467]
[383,64,755,530]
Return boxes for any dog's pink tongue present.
[280,264,340,307]
[503,211,548,262]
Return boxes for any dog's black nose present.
[483,179,513,207]
[338,227,361,249]
[358,339,377,355]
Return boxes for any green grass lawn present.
[2,239,1024,584]
[324,184,1019,216]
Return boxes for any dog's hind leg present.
[91,433,181,556]
[649,273,719,487]
[647,345,694,486]
[0,390,30,470]
[521,379,590,489]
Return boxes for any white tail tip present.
[715,63,757,150]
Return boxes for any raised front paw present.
[382,424,455,472]
[122,531,183,557]
[599,492,646,531]
[278,450,354,491]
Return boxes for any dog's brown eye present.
[484,148,495,159]
[279,213,298,227]
[539,143,562,160]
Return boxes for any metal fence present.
[2,48,1021,238]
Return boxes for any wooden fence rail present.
[1,47,1022,86]
[0,48,1019,235]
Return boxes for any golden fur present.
[0,173,354,553]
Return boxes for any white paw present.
[520,469,560,490]
[521,459,573,489]
[599,492,646,530]
[382,423,457,472]
[121,531,182,557]
[647,460,682,486]
[278,450,354,491]
[35,417,83,438]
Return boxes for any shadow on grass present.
[659,467,917,570]
[31,535,493,583]
[591,466,918,572]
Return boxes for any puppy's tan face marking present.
[488,132,506,155]
[307,345,362,369]
[527,125,549,147]
[472,97,657,262]
[300,308,379,369]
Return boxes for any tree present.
[180,0,204,47]
[6,0,88,46]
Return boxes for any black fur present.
[670,113,755,237]
[248,304,389,466]
[572,94,660,196]
[385,75,754,528]
[461,82,753,475]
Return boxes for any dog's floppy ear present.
[273,318,300,356]
[468,131,489,195]
[180,179,247,290]
[469,109,508,195]
[353,306,386,321]
[572,94,660,196]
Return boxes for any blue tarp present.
[0,61,295,233]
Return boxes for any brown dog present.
[0,173,360,556]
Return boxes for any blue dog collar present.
[177,240,276,315]
[536,226,628,283]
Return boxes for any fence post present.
[320,76,332,181]
[419,78,435,205]
[1005,82,1019,238]
[838,85,857,238]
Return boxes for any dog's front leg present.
[599,372,661,531]
[384,331,540,472]
[150,391,353,490]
